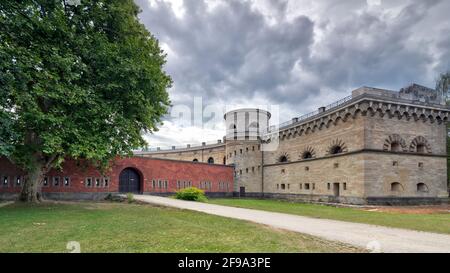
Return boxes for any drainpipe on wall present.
[261,148,264,198]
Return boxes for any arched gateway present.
[119,168,141,193]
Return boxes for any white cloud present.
[136,0,450,147]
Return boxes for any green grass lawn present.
[0,201,361,253]
[208,198,450,234]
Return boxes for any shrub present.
[126,193,134,203]
[175,187,207,202]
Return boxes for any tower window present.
[305,183,310,190]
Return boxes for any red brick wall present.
[0,156,234,194]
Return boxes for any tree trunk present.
[19,166,44,203]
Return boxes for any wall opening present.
[279,155,288,163]
[390,182,403,192]
[390,142,401,152]
[417,183,428,192]
[416,144,426,153]
[207,157,214,164]
[193,158,199,162]
[329,145,343,155]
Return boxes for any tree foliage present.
[0,0,171,201]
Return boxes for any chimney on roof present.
[318,106,326,113]
[217,139,222,144]
[202,142,206,146]
[187,144,191,148]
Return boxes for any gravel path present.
[133,195,450,253]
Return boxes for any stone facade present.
[138,84,450,205]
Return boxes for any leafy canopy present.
[0,0,171,171]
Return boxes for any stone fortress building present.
[135,84,450,205]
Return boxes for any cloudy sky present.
[135,0,450,149]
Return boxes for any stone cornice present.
[266,93,450,141]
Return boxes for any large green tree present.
[0,0,171,202]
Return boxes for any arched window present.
[193,158,198,162]
[279,155,288,163]
[390,182,403,192]
[302,151,313,159]
[329,145,343,155]
[248,122,259,128]
[409,136,431,153]
[417,183,428,192]
[416,144,426,153]
[223,157,226,165]
[207,157,214,164]
[390,142,401,152]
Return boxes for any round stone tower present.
[224,108,271,196]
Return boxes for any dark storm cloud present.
[136,0,450,118]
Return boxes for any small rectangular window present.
[43,177,48,187]
[2,175,8,187]
[343,183,347,190]
[16,176,21,186]
[418,162,424,168]
[287,184,290,189]
[277,184,279,190]
[53,177,60,187]
[152,179,156,188]
[305,183,310,190]
[95,178,101,187]
[312,183,315,190]
[86,177,92,187]
[281,184,285,190]
[103,177,109,188]
[63,177,70,187]
[327,183,331,190]
[3,176,9,187]
[299,183,302,190]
